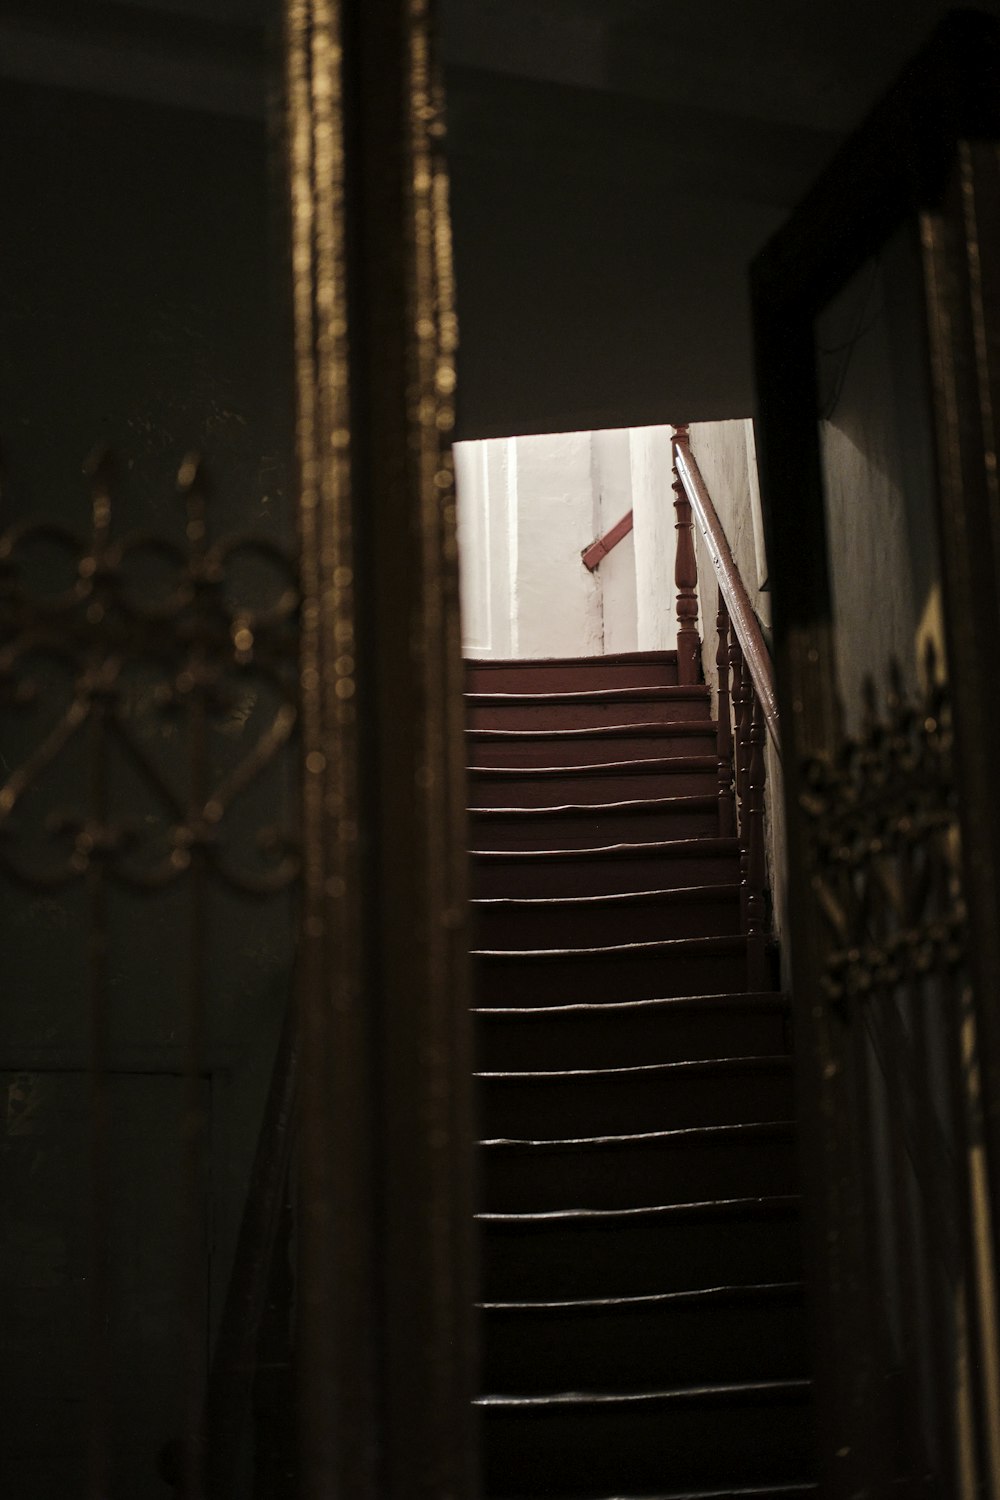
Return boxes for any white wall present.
[591,429,638,655]
[513,432,603,657]
[456,425,682,659]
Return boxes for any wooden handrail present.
[671,427,780,758]
[581,509,633,571]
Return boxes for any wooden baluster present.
[730,635,749,928]
[730,633,749,814]
[715,587,735,838]
[745,692,768,990]
[671,425,700,686]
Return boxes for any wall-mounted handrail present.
[671,426,780,758]
[581,509,633,571]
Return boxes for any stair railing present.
[671,424,780,990]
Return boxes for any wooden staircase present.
[467,651,816,1500]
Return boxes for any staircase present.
[467,650,816,1500]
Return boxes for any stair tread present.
[467,654,808,1497]
[471,795,717,818]
[479,1193,801,1226]
[476,1378,812,1408]
[481,1120,795,1149]
[493,1485,818,1500]
[477,989,784,1015]
[474,884,740,910]
[480,1280,803,1312]
[477,1056,791,1082]
[469,755,718,777]
[466,687,709,705]
[469,720,713,740]
[474,934,745,960]
[473,836,739,861]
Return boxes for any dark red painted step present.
[481,1281,808,1391]
[472,838,741,898]
[466,652,680,694]
[481,1121,798,1212]
[477,1380,815,1495]
[475,993,792,1072]
[479,1195,804,1301]
[477,1055,794,1138]
[468,721,718,767]
[466,687,711,731]
[469,796,719,850]
[472,885,741,949]
[468,756,718,807]
[491,1486,819,1500]
[473,936,748,1005]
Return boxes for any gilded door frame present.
[283,2,479,1495]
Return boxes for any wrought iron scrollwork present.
[0,450,301,897]
[799,649,965,1005]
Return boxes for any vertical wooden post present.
[731,634,750,813]
[715,587,736,838]
[284,1,478,1495]
[729,634,749,927]
[745,693,768,990]
[671,425,700,685]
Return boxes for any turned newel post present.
[671,425,700,685]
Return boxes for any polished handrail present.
[671,427,780,758]
[581,508,634,571]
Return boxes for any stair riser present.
[470,806,719,850]
[483,1135,798,1212]
[480,1396,815,1493]
[466,660,679,693]
[468,729,718,766]
[476,1003,791,1071]
[481,1209,804,1300]
[478,1067,795,1138]
[472,893,741,948]
[482,1294,808,1391]
[476,947,748,1005]
[472,852,741,898]
[467,697,710,731]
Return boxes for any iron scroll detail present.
[0,450,301,897]
[798,651,966,1007]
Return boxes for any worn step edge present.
[491,1484,818,1500]
[469,755,717,779]
[472,837,740,863]
[475,1378,812,1409]
[475,991,787,1020]
[477,1055,791,1083]
[480,1280,803,1313]
[477,1193,802,1227]
[468,721,716,742]
[473,935,745,962]
[474,884,740,913]
[466,687,710,707]
[481,1120,795,1150]
[470,795,718,819]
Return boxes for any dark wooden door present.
[752,15,1000,1500]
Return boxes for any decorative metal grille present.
[0,448,301,1495]
[798,648,965,1006]
[0,449,301,897]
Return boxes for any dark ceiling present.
[3,1,997,433]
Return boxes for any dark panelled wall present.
[0,75,295,1494]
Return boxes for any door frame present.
[751,12,1000,1497]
